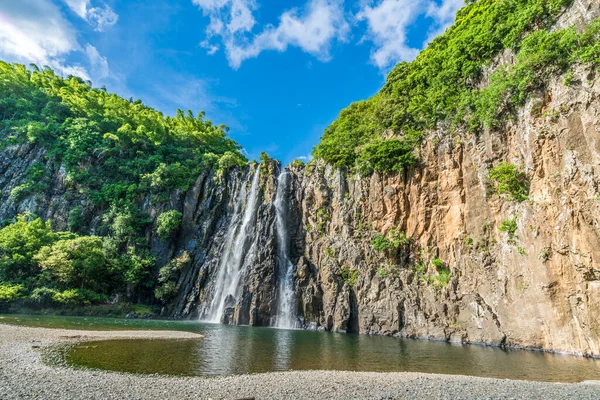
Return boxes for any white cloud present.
[424,0,463,44]
[85,44,109,79]
[0,0,113,82]
[357,0,424,70]
[357,0,463,70]
[0,0,90,78]
[194,0,349,69]
[63,0,118,31]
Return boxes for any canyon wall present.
[1,0,599,357]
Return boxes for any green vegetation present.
[155,252,190,303]
[429,258,451,289]
[68,206,84,233]
[376,267,389,279]
[0,283,24,311]
[0,215,155,312]
[0,61,248,311]
[155,210,183,240]
[499,217,518,239]
[489,163,529,201]
[413,262,428,283]
[290,159,305,168]
[465,236,474,247]
[539,247,552,262]
[371,227,411,252]
[0,62,246,206]
[316,208,330,235]
[314,0,600,174]
[340,267,359,286]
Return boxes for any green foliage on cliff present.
[0,61,246,205]
[340,267,359,286]
[371,227,411,253]
[499,217,518,239]
[314,0,600,174]
[155,210,183,240]
[428,258,451,289]
[489,163,529,201]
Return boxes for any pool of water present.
[3,314,600,382]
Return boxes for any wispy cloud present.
[194,0,349,69]
[0,0,88,78]
[0,0,114,82]
[357,0,463,71]
[147,73,245,134]
[62,0,119,31]
[424,0,464,45]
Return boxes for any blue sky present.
[0,0,462,163]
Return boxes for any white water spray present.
[273,170,297,329]
[203,168,261,323]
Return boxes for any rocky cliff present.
[1,0,600,358]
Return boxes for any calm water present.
[3,314,600,382]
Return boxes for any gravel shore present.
[0,323,599,400]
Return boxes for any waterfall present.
[203,167,261,323]
[273,170,297,329]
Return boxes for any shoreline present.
[1,323,599,400]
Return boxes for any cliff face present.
[1,0,600,357]
[172,53,600,357]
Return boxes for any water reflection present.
[273,329,293,370]
[4,314,598,383]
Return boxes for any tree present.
[34,236,110,292]
[0,215,72,281]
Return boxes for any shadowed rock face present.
[1,0,600,357]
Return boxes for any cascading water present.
[273,170,297,329]
[203,167,261,323]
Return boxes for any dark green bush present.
[68,206,84,232]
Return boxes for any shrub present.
[290,159,305,168]
[539,247,552,262]
[371,227,411,252]
[413,262,428,282]
[143,162,194,192]
[489,163,529,201]
[376,267,389,279]
[218,151,246,171]
[34,236,110,292]
[429,268,451,289]
[10,183,32,202]
[356,138,418,175]
[0,215,67,281]
[340,267,359,286]
[155,210,183,240]
[52,288,107,306]
[28,287,59,307]
[431,258,445,270]
[316,208,330,235]
[499,217,518,239]
[155,281,178,303]
[68,206,84,232]
[465,236,473,247]
[371,234,393,252]
[0,283,24,305]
